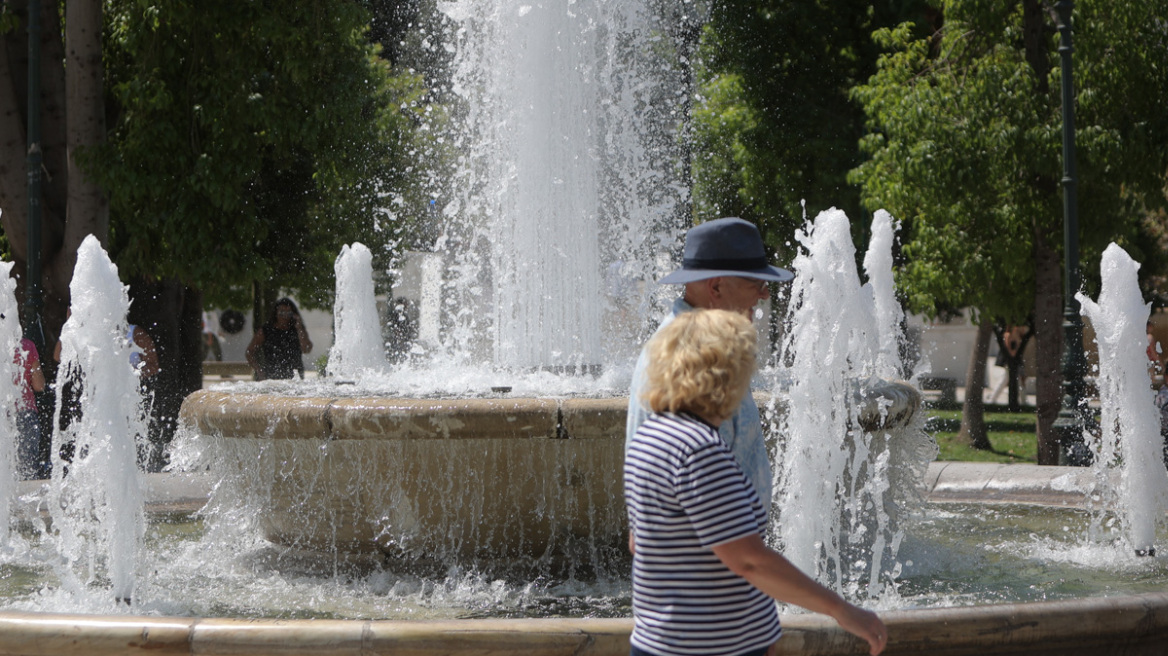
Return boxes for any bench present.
[919,376,959,409]
[202,361,254,378]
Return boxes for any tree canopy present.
[690,0,932,259]
[853,0,1168,322]
[90,0,436,310]
[850,0,1168,460]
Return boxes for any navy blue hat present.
[658,217,793,284]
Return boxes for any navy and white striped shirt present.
[625,412,781,656]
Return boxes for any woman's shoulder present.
[644,412,721,445]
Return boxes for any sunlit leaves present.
[851,0,1168,320]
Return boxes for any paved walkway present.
[10,462,1102,520]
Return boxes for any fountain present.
[1077,243,1168,556]
[0,2,1167,655]
[48,236,147,605]
[326,243,388,380]
[1,212,1164,653]
[776,208,934,601]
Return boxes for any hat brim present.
[658,265,794,285]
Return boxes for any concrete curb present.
[0,592,1165,655]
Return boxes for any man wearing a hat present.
[625,217,793,512]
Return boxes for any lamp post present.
[24,0,46,349]
[1051,0,1091,466]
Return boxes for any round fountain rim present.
[124,389,1161,654]
[5,464,1160,654]
[0,592,1165,655]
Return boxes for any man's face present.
[715,277,769,317]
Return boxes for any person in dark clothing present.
[245,298,313,380]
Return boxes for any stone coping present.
[0,592,1164,655]
[178,383,919,442]
[8,462,1106,518]
[922,461,1108,508]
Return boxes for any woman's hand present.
[832,603,887,655]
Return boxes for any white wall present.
[205,303,334,371]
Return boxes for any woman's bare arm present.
[711,534,886,655]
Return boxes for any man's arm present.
[134,328,160,377]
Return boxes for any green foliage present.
[851,0,1168,322]
[691,0,931,261]
[0,4,18,34]
[89,0,437,309]
[928,409,1038,463]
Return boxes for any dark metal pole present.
[1052,0,1091,466]
[24,0,45,347]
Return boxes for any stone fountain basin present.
[0,592,1165,655]
[3,461,1162,654]
[177,381,919,561]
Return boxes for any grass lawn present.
[925,406,1039,463]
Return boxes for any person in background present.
[246,298,313,380]
[625,309,887,656]
[626,217,793,513]
[989,324,1026,404]
[128,324,160,379]
[53,319,157,379]
[1155,369,1168,468]
[1147,320,1163,379]
[14,336,46,479]
[202,312,224,362]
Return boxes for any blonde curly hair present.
[643,309,758,421]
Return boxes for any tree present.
[851,0,1168,462]
[3,1,438,462]
[86,0,436,456]
[0,0,101,345]
[690,0,933,261]
[95,0,431,305]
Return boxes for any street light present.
[1051,0,1091,466]
[24,0,46,349]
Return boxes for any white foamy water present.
[49,235,147,602]
[864,209,906,380]
[0,259,23,547]
[775,208,934,600]
[431,0,689,370]
[328,243,388,381]
[1076,243,1168,554]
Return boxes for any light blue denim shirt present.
[626,297,772,513]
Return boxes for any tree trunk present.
[1034,227,1065,465]
[64,0,108,251]
[1022,0,1065,465]
[0,1,73,363]
[129,281,204,472]
[958,318,993,450]
[1007,357,1022,410]
[0,39,29,241]
[3,0,69,215]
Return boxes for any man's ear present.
[706,276,725,299]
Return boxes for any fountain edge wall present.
[0,591,1165,655]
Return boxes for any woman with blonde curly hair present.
[624,309,886,656]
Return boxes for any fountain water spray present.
[776,208,933,600]
[433,0,689,370]
[328,243,388,380]
[0,258,24,547]
[1076,243,1168,556]
[49,235,147,604]
[864,210,906,380]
